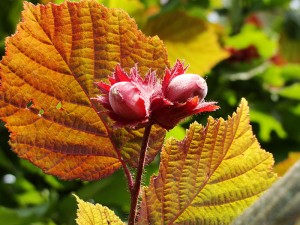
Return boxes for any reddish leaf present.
[0,1,168,180]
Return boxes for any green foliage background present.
[0,0,300,224]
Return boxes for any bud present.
[109,82,146,120]
[165,74,207,103]
[95,61,218,129]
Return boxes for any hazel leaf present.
[138,98,277,225]
[0,1,168,180]
[144,11,229,75]
[74,194,125,225]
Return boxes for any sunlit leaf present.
[0,1,168,180]
[274,152,300,176]
[100,0,144,18]
[281,63,300,80]
[260,66,285,87]
[165,125,186,141]
[74,195,125,225]
[225,24,277,59]
[144,11,229,75]
[138,98,277,225]
[279,83,300,100]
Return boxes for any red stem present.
[128,125,152,225]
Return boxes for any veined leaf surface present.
[138,98,277,225]
[0,1,168,180]
[75,195,125,225]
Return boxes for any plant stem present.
[121,159,134,192]
[128,124,152,225]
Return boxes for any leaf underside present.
[75,194,125,225]
[138,98,277,225]
[0,1,168,180]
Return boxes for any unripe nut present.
[109,82,146,120]
[165,74,208,102]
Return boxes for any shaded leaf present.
[274,152,300,176]
[138,98,277,225]
[77,169,130,213]
[279,83,300,100]
[0,1,168,180]
[144,11,229,75]
[0,206,44,225]
[114,124,166,167]
[250,109,287,142]
[74,195,124,225]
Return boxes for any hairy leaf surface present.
[144,12,229,75]
[138,98,277,225]
[75,195,125,225]
[0,1,168,180]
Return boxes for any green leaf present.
[226,24,277,59]
[165,125,186,141]
[260,66,285,87]
[281,63,300,80]
[279,83,300,100]
[0,204,50,225]
[250,109,287,141]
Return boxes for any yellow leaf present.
[138,98,277,225]
[0,1,168,180]
[74,195,125,225]
[274,152,300,176]
[144,11,229,75]
[103,0,144,15]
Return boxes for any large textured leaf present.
[233,160,300,225]
[75,195,125,225]
[138,98,277,225]
[144,11,229,75]
[0,1,168,180]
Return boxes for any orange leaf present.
[138,98,277,225]
[274,152,300,176]
[0,1,168,180]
